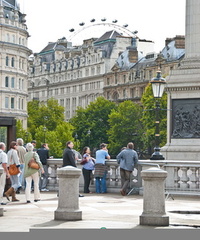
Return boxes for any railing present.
[46,159,200,195]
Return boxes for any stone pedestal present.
[139,167,169,226]
[0,168,3,216]
[54,166,82,221]
[161,0,200,160]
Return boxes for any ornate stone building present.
[28,30,154,120]
[0,0,31,145]
[103,35,185,103]
[0,0,31,128]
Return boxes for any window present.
[6,56,9,66]
[5,97,9,108]
[11,98,14,109]
[22,79,24,90]
[11,57,15,67]
[60,99,64,106]
[107,78,110,85]
[11,77,15,88]
[5,77,9,87]
[18,98,21,109]
[22,99,24,110]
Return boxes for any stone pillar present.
[0,168,3,216]
[161,0,200,160]
[139,167,169,226]
[54,166,82,221]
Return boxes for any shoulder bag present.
[80,156,88,165]
[8,152,20,175]
[28,153,40,170]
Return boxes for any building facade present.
[103,35,185,103]
[0,0,31,130]
[28,30,154,120]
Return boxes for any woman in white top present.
[4,141,21,202]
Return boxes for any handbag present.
[28,153,40,170]
[80,156,88,165]
[8,163,20,175]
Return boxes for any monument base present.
[140,214,169,226]
[54,209,82,221]
[161,139,200,161]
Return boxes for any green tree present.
[16,120,32,143]
[141,83,167,154]
[70,97,116,153]
[107,100,143,157]
[27,98,65,139]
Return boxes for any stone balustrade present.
[46,158,200,195]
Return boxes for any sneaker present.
[34,199,41,202]
[1,202,7,205]
[41,188,49,192]
[26,201,31,203]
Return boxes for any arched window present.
[11,77,15,88]
[113,92,119,101]
[5,77,9,87]
[6,56,9,66]
[11,57,15,67]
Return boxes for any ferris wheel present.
[68,18,138,42]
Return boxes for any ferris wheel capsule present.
[123,24,128,27]
[90,18,95,22]
[79,22,85,26]
[69,28,75,32]
[101,18,106,22]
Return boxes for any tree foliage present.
[70,97,116,153]
[26,98,74,157]
[107,100,143,156]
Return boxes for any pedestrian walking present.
[37,143,50,192]
[24,143,44,203]
[4,141,21,202]
[94,143,110,193]
[16,138,26,193]
[0,142,10,205]
[116,142,138,196]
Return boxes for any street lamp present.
[43,127,47,143]
[150,71,166,160]
[75,133,78,149]
[87,129,91,146]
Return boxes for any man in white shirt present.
[0,142,10,205]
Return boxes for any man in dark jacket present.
[37,143,50,191]
[62,141,76,167]
[62,141,84,197]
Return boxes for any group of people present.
[63,141,138,196]
[0,139,138,204]
[0,139,50,204]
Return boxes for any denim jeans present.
[95,171,107,193]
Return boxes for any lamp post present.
[87,129,91,146]
[75,133,78,149]
[43,127,47,143]
[150,71,166,160]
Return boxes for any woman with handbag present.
[24,143,44,203]
[81,147,95,193]
[5,141,21,202]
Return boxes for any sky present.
[17,0,186,54]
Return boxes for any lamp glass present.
[151,81,166,98]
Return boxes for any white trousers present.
[25,171,40,201]
[0,172,6,203]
